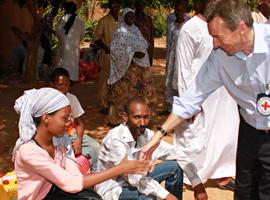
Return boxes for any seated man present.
[96,97,207,200]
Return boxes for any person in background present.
[55,2,84,82]
[50,67,101,172]
[10,40,27,75]
[14,87,151,200]
[94,0,120,115]
[107,8,156,126]
[161,0,190,115]
[252,0,270,23]
[36,32,54,81]
[134,0,154,65]
[96,97,208,200]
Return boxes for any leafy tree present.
[10,0,257,81]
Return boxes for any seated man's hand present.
[140,133,161,160]
[165,193,178,200]
[194,183,208,200]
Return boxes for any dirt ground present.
[0,38,233,199]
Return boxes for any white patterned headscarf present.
[13,88,70,159]
[108,8,150,85]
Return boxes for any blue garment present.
[119,160,183,200]
[172,23,270,130]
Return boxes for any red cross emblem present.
[257,97,270,116]
[261,101,270,110]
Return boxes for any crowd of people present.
[10,0,270,199]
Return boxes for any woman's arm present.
[83,156,151,188]
[19,144,151,192]
[95,39,110,54]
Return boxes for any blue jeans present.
[119,160,183,200]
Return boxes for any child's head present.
[50,68,70,95]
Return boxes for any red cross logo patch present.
[257,96,270,116]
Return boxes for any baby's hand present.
[72,138,82,155]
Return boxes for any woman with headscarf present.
[55,2,84,81]
[14,87,151,200]
[108,8,156,125]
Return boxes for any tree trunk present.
[25,34,41,81]
[24,0,42,82]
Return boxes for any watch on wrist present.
[157,126,167,136]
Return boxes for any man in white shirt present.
[141,0,270,199]
[96,97,207,200]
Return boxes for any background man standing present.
[94,0,120,114]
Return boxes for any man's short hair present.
[205,0,253,31]
[63,2,77,14]
[173,0,190,11]
[135,0,145,7]
[108,0,120,8]
[50,68,70,82]
[124,97,148,114]
[192,0,209,15]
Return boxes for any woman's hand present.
[194,183,208,200]
[120,155,153,175]
[134,51,145,58]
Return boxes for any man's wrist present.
[155,130,164,139]
[157,126,167,136]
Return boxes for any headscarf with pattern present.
[108,8,150,85]
[13,88,71,161]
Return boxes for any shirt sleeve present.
[20,144,83,193]
[94,18,104,41]
[68,93,85,118]
[172,52,223,119]
[79,18,85,41]
[55,18,65,39]
[127,174,169,199]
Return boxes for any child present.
[14,87,151,199]
[50,67,100,172]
